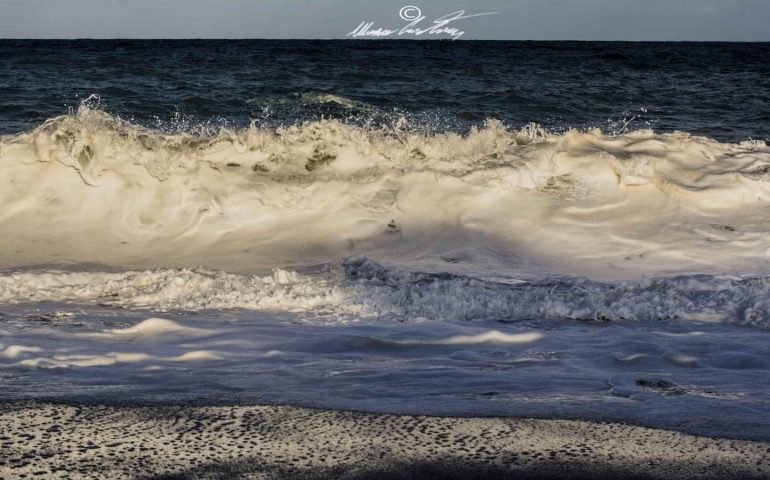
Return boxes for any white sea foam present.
[102,317,220,338]
[386,331,544,345]
[0,345,42,359]
[14,350,223,369]
[2,258,770,329]
[1,106,769,279]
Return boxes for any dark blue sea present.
[0,40,768,140]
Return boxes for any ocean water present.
[1,40,770,440]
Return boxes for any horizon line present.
[1,38,769,43]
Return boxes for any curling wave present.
[1,104,769,279]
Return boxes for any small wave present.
[102,317,219,338]
[289,92,364,109]
[3,258,770,330]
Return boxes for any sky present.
[0,0,768,41]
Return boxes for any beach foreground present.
[1,402,768,479]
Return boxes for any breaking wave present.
[1,103,770,280]
[3,257,770,330]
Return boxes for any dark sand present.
[1,401,769,479]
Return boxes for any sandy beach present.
[1,401,768,479]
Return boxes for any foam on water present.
[1,105,770,279]
[2,304,770,440]
[103,317,219,337]
[3,257,770,330]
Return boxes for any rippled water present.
[1,40,768,140]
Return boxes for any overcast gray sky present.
[0,0,768,41]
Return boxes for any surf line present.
[347,7,498,40]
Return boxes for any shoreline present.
[1,401,768,479]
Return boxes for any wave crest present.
[1,107,770,278]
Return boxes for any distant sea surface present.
[0,40,768,140]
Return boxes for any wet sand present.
[1,401,769,479]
